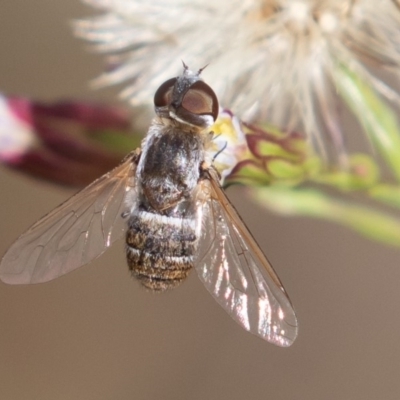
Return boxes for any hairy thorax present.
[139,123,204,213]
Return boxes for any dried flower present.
[225,121,400,249]
[0,96,135,186]
[74,0,400,162]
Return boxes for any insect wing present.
[0,152,139,284]
[195,172,298,347]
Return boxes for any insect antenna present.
[212,140,228,162]
[198,64,209,74]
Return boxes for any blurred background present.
[1,1,400,399]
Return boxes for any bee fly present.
[0,65,298,346]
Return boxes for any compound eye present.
[182,81,219,121]
[154,78,177,107]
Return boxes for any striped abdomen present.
[126,209,198,291]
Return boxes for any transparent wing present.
[195,170,298,347]
[0,151,140,284]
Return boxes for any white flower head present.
[74,0,400,161]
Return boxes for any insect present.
[0,65,298,347]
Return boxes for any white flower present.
[0,96,37,163]
[74,0,400,160]
[208,109,247,181]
